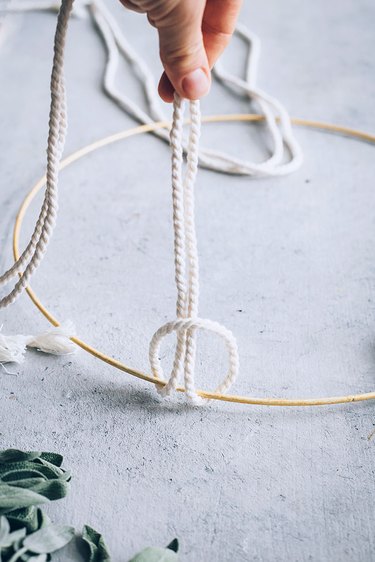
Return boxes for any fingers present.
[152,0,211,101]
[158,72,175,102]
[202,0,243,67]
[158,0,242,102]
[119,0,242,102]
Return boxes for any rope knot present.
[149,96,239,404]
[149,317,239,405]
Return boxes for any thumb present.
[152,0,211,100]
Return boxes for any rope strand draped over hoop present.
[149,96,239,404]
[0,0,74,309]
[0,0,77,360]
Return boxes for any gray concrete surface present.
[1,1,375,560]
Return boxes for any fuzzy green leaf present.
[81,525,111,561]
[0,462,68,483]
[5,527,27,545]
[39,454,63,468]
[128,547,179,562]
[23,524,74,554]
[0,452,41,465]
[0,515,10,543]
[0,486,48,515]
[1,463,47,484]
[6,507,50,534]
[0,528,27,554]
[5,479,69,502]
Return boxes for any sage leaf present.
[5,527,27,546]
[23,524,74,554]
[2,473,46,484]
[0,524,27,549]
[6,480,69,502]
[0,451,70,522]
[0,463,68,483]
[0,452,41,465]
[81,525,111,561]
[0,486,48,515]
[0,515,10,543]
[128,546,179,562]
[6,507,50,534]
[39,453,63,468]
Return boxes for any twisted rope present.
[149,96,239,404]
[0,0,73,308]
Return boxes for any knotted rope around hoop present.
[148,96,239,404]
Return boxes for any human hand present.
[119,0,242,102]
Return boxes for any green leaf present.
[128,547,179,562]
[5,479,69,502]
[0,524,26,562]
[25,555,48,562]
[39,454,63,468]
[0,485,48,515]
[0,527,27,552]
[81,525,111,561]
[0,462,68,483]
[6,527,27,545]
[0,452,41,465]
[7,507,50,534]
[23,524,74,554]
[0,515,10,543]
[3,479,47,489]
[2,472,47,484]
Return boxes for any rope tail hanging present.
[0,0,76,362]
[149,97,239,403]
[0,0,73,308]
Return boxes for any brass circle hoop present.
[13,114,375,407]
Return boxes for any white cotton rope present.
[0,0,72,309]
[87,0,303,176]
[0,0,77,361]
[149,96,239,403]
[0,0,302,398]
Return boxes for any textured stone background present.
[0,0,374,560]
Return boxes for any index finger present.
[202,0,243,68]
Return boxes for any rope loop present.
[149,318,239,405]
[148,96,239,404]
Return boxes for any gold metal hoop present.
[13,114,375,406]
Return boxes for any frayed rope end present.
[0,321,77,364]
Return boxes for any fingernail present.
[182,69,210,99]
